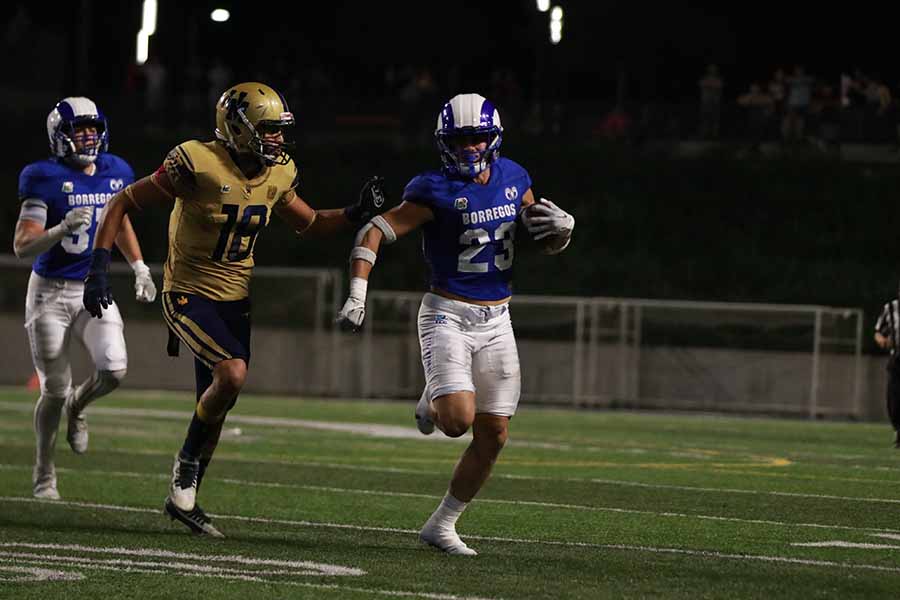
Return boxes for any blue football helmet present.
[435,93,503,177]
[47,97,109,166]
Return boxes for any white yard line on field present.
[2,464,900,535]
[2,499,900,576]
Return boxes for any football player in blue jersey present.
[13,97,157,500]
[337,93,575,555]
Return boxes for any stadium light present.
[536,0,550,12]
[135,0,157,65]
[210,9,230,22]
[550,5,563,45]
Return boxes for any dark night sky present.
[4,1,897,102]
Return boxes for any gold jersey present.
[160,140,297,301]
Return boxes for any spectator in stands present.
[783,65,814,144]
[737,82,774,154]
[841,68,867,141]
[809,83,841,152]
[768,68,786,140]
[874,290,900,448]
[698,64,723,140]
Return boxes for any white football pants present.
[25,271,127,473]
[417,292,521,417]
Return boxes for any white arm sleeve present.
[19,199,48,226]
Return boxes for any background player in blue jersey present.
[337,93,575,554]
[12,97,157,500]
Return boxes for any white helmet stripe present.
[62,97,99,119]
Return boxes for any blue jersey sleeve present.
[402,174,435,206]
[18,163,46,201]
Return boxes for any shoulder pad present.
[163,142,201,194]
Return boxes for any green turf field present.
[1,387,900,599]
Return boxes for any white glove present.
[131,260,157,303]
[523,198,575,240]
[336,277,368,332]
[62,207,94,233]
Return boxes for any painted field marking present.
[3,463,900,536]
[791,542,900,550]
[0,542,365,576]
[0,563,84,582]
[0,544,501,600]
[3,497,900,575]
[0,400,795,460]
[791,532,900,551]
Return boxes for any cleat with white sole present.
[165,497,224,538]
[419,523,477,556]
[32,467,60,500]
[168,454,199,511]
[64,395,88,454]
[415,390,435,435]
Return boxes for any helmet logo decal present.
[224,90,250,125]
[504,186,518,200]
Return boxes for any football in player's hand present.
[522,200,569,254]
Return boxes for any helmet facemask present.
[247,117,295,166]
[437,128,502,177]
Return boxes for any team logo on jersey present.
[454,197,468,211]
[267,185,277,200]
[109,179,124,191]
[221,184,231,193]
[62,181,73,193]
[434,314,448,325]
[176,296,189,306]
[504,186,518,201]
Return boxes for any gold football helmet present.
[214,82,294,165]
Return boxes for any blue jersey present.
[18,154,134,280]
[403,158,532,301]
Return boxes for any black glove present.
[83,248,114,319]
[344,176,386,224]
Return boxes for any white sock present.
[429,492,468,529]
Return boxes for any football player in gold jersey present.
[83,82,386,536]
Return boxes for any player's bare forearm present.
[302,208,352,238]
[113,214,144,263]
[13,219,66,258]
[94,193,131,250]
[350,227,384,280]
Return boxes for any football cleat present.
[32,467,60,500]
[168,454,200,511]
[165,497,224,538]
[64,395,88,454]
[419,522,477,556]
[415,390,435,435]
